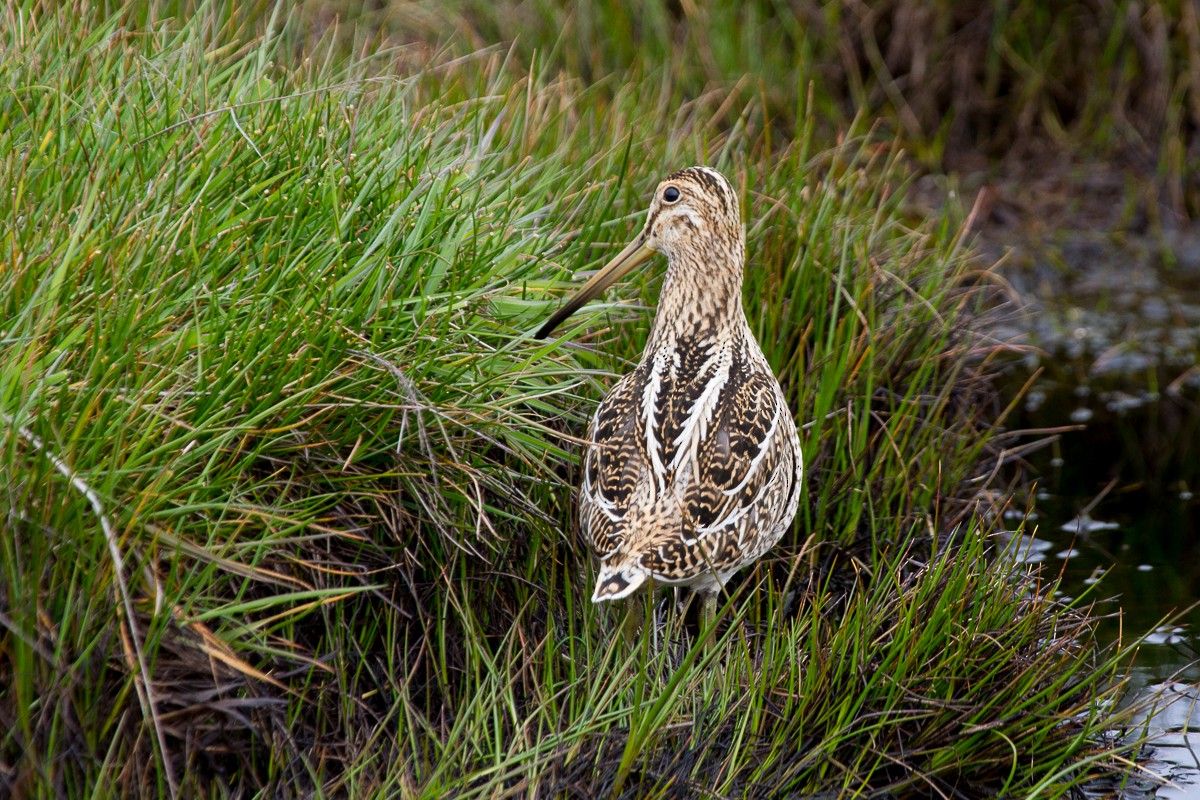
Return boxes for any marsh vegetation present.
[3,1,1197,796]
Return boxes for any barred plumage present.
[537,166,803,620]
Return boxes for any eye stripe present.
[663,167,732,215]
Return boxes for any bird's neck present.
[645,242,749,353]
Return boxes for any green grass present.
[0,1,1155,797]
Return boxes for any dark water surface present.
[968,183,1200,795]
[1005,378,1199,683]
[998,371,1200,799]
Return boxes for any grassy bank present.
[0,2,1145,797]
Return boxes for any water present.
[986,258,1200,794]
[1005,375,1199,681]
[1000,372,1200,797]
[944,149,1200,797]
[979,206,1200,689]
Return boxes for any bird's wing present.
[580,345,800,574]
[679,367,797,549]
[579,371,643,559]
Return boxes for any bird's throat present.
[646,249,748,352]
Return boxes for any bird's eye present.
[663,186,681,203]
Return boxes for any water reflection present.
[1126,682,1200,800]
[1001,371,1200,683]
[995,511,1198,682]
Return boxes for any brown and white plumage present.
[536,166,803,619]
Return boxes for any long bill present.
[535,232,656,339]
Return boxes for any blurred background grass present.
[293,0,1200,206]
[3,0,1196,797]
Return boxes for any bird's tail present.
[592,563,647,602]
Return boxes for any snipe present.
[536,166,803,630]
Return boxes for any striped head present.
[639,166,743,261]
[535,166,744,339]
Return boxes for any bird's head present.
[536,166,742,339]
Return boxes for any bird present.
[535,166,803,631]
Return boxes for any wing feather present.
[580,372,642,558]
[580,338,801,582]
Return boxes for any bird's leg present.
[622,593,644,644]
[700,589,719,649]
